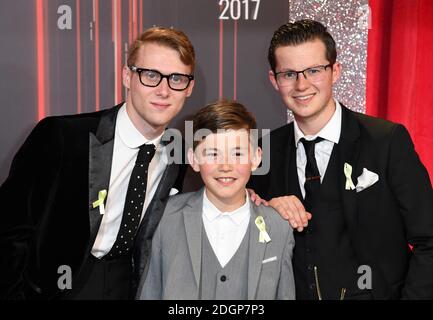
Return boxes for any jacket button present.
[308,264,313,271]
[220,275,227,282]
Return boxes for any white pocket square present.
[356,168,379,193]
[169,188,179,196]
[262,256,277,264]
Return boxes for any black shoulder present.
[346,108,399,139]
[270,123,293,140]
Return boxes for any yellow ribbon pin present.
[92,189,107,215]
[255,216,271,243]
[344,163,356,190]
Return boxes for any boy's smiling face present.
[189,129,261,212]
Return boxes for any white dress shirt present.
[91,104,167,258]
[294,100,342,198]
[202,190,251,268]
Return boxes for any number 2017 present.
[219,0,261,20]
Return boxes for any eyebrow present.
[279,64,328,72]
[201,146,248,153]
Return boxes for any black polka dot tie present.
[107,143,156,259]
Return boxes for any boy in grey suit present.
[137,100,295,300]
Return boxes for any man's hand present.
[269,196,312,232]
[247,188,269,206]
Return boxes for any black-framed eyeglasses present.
[274,64,332,87]
[129,66,194,91]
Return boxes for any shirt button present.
[220,275,227,282]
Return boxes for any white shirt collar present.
[294,99,342,148]
[202,189,250,226]
[117,103,164,149]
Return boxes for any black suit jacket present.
[248,105,433,299]
[0,104,186,299]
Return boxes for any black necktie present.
[107,143,156,259]
[300,137,323,212]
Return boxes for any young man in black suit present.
[0,27,194,299]
[248,19,433,299]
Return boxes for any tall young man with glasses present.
[0,27,194,299]
[248,19,433,299]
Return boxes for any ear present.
[122,65,131,90]
[185,79,195,97]
[331,62,342,85]
[269,70,279,91]
[187,147,200,172]
[251,146,262,172]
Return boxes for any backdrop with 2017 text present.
[1,0,431,188]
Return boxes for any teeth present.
[295,94,314,100]
[217,178,234,183]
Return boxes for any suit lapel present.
[338,106,391,298]
[270,125,292,197]
[132,129,182,289]
[87,106,119,248]
[286,126,303,200]
[270,124,303,199]
[183,189,205,292]
[338,106,362,232]
[139,130,180,232]
[247,202,268,299]
[143,128,183,211]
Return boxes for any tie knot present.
[136,144,156,164]
[300,137,323,156]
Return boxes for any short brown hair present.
[268,19,337,72]
[127,27,195,72]
[192,100,257,150]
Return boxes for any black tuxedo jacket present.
[0,104,186,299]
[248,105,433,299]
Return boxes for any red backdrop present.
[366,0,433,180]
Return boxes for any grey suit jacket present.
[137,188,295,300]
